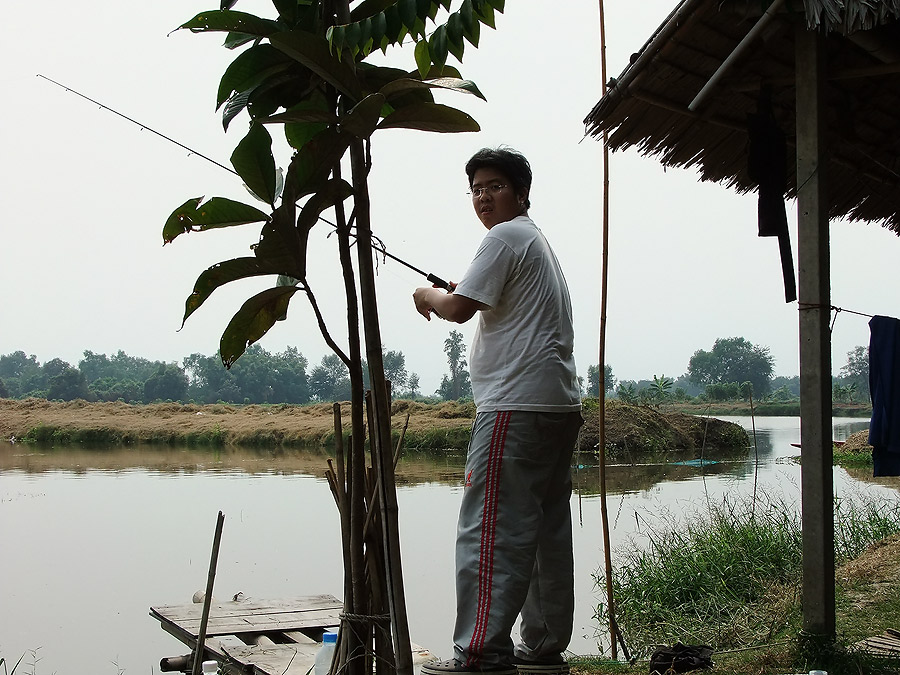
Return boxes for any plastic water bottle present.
[315,631,338,675]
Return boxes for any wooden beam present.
[795,22,835,640]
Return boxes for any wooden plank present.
[153,595,341,620]
[151,595,342,638]
[214,643,319,675]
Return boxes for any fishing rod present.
[38,74,453,291]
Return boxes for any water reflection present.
[0,416,878,675]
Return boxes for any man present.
[413,148,582,675]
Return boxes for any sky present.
[2,1,898,395]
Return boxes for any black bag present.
[648,642,713,674]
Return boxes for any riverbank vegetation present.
[0,398,749,455]
[582,488,900,675]
[0,337,871,415]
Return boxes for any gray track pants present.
[452,410,583,668]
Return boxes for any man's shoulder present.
[487,216,536,242]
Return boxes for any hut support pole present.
[795,22,835,640]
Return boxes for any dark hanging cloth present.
[868,315,900,477]
[747,91,797,303]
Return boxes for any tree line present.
[0,334,869,406]
[0,331,473,405]
[584,337,870,406]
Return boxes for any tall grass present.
[595,490,900,658]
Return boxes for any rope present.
[797,303,875,332]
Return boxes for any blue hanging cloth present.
[868,315,900,476]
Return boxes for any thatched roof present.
[584,0,900,232]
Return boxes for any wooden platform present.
[150,594,343,674]
[150,595,434,675]
[856,628,900,657]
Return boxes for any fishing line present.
[38,73,452,290]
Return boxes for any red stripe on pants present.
[467,411,511,666]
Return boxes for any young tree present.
[586,363,615,397]
[436,329,472,399]
[383,349,408,392]
[839,345,869,399]
[405,372,421,399]
[165,4,504,671]
[688,337,775,397]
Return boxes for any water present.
[0,416,882,674]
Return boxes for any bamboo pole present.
[350,136,413,675]
[596,0,619,661]
[192,511,225,675]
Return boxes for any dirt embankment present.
[0,397,748,453]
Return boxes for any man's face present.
[471,167,527,229]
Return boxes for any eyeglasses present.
[468,184,508,199]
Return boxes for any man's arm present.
[413,287,487,323]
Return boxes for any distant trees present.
[688,337,775,398]
[0,344,408,405]
[586,364,616,397]
[838,345,869,400]
[143,364,189,402]
[436,330,472,400]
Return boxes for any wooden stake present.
[596,0,619,661]
[192,511,224,675]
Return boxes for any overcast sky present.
[2,1,897,394]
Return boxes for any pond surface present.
[0,416,882,674]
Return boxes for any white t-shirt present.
[454,215,581,413]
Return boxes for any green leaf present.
[217,44,290,110]
[346,21,362,55]
[274,91,334,150]
[222,90,251,131]
[296,179,354,234]
[287,127,353,198]
[253,204,303,274]
[446,13,465,61]
[414,40,431,78]
[428,25,449,70]
[378,103,480,133]
[422,64,462,79]
[220,287,300,368]
[493,0,505,12]
[182,257,288,327]
[399,0,417,34]
[463,15,480,47]
[270,30,362,101]
[350,0,395,22]
[223,32,257,49]
[341,93,386,138]
[371,12,387,46]
[384,5,402,42]
[379,77,485,101]
[231,123,277,206]
[475,2,496,29]
[162,197,270,244]
[180,10,280,37]
[272,0,300,24]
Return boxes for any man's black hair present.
[465,147,532,209]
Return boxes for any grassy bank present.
[585,490,900,675]
[667,401,872,417]
[2,398,750,454]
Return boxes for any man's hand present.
[413,284,486,323]
[413,287,441,321]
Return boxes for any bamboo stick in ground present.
[192,511,225,675]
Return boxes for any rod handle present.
[426,273,453,291]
